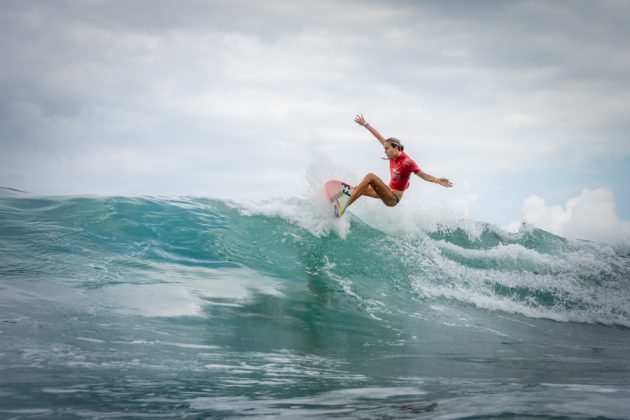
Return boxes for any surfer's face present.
[384,142,400,158]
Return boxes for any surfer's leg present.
[364,186,379,198]
[347,173,398,208]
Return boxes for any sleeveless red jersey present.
[389,152,421,191]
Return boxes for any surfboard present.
[324,179,355,218]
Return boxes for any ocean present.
[1,188,629,419]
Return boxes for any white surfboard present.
[324,179,355,218]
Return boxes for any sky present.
[1,0,629,243]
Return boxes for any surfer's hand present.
[437,178,453,188]
[354,114,368,127]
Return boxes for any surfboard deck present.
[324,179,355,218]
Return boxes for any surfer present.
[346,114,453,209]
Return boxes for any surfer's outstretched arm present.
[416,170,453,188]
[354,114,386,145]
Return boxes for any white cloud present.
[1,0,629,221]
[511,188,630,244]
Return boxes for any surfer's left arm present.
[416,170,453,188]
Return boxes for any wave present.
[1,192,628,328]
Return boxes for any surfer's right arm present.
[354,114,386,145]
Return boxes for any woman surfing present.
[345,114,453,210]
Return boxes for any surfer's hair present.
[385,138,404,151]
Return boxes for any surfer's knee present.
[359,173,377,185]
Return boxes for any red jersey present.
[389,152,421,191]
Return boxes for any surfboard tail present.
[324,179,355,218]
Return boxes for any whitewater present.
[1,187,629,418]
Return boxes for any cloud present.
[510,188,630,244]
[0,0,629,205]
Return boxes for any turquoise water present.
[1,190,629,418]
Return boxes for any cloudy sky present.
[1,0,629,242]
